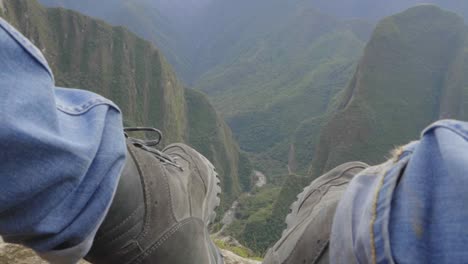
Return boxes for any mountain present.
[34,0,467,175]
[38,0,194,82]
[196,7,373,175]
[307,0,468,21]
[36,0,468,84]
[310,5,468,176]
[0,0,252,211]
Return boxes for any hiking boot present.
[85,129,223,264]
[262,162,368,264]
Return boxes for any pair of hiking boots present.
[85,128,367,264]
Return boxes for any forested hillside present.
[38,0,194,81]
[310,5,468,176]
[196,9,373,175]
[0,0,252,212]
[306,0,468,20]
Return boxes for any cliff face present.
[1,0,186,144]
[0,0,251,212]
[310,5,468,175]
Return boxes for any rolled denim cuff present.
[37,234,94,264]
[37,185,115,264]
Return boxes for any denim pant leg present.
[331,120,468,263]
[0,18,126,263]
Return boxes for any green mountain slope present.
[310,5,468,176]
[307,0,468,21]
[230,174,309,255]
[38,0,193,83]
[0,0,251,212]
[196,8,373,175]
[185,88,253,210]
[36,0,468,86]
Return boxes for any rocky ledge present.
[0,237,260,264]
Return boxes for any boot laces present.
[124,127,183,171]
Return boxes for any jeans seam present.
[56,99,119,115]
[422,120,468,141]
[370,166,388,264]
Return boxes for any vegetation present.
[213,239,262,261]
[299,0,468,21]
[185,88,253,210]
[230,175,310,255]
[197,12,372,175]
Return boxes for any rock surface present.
[0,237,89,264]
[221,249,261,264]
[0,237,260,264]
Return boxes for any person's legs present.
[0,17,126,263]
[262,162,368,264]
[0,17,223,264]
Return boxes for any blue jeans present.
[0,18,126,263]
[331,119,468,263]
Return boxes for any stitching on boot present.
[311,240,329,264]
[107,218,144,245]
[162,162,178,222]
[135,148,176,241]
[133,218,200,264]
[168,144,207,192]
[274,184,347,251]
[128,145,153,241]
[94,204,144,243]
[165,152,194,218]
[298,164,367,212]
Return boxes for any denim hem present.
[422,119,468,141]
[37,161,124,264]
[56,98,120,116]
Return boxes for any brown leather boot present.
[85,129,223,264]
[263,162,368,264]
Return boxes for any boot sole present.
[164,144,223,263]
[196,151,222,225]
[193,152,224,264]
